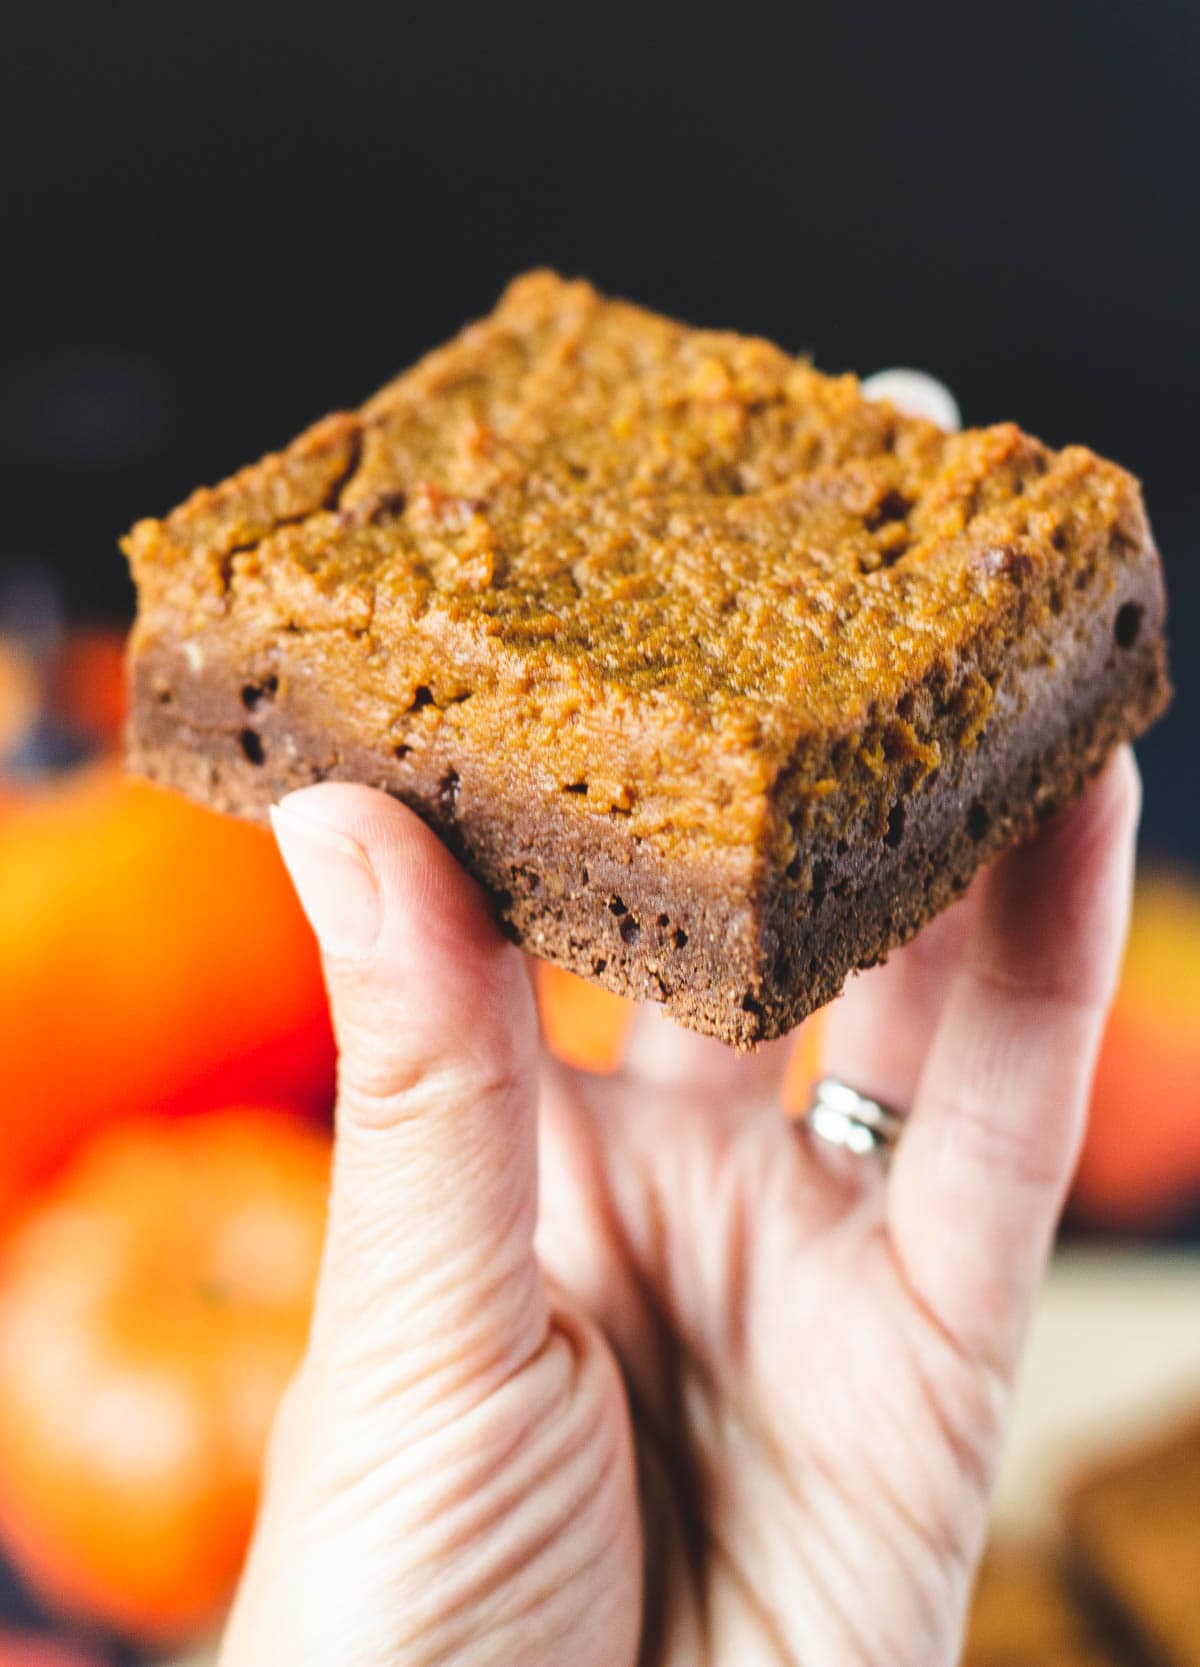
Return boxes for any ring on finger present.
[803,1076,907,1161]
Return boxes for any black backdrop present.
[4,0,1197,859]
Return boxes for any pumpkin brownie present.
[123,272,1170,1045]
[963,1545,1126,1667]
[1066,1412,1200,1667]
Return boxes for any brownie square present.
[124,272,1169,1044]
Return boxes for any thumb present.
[271,784,547,1419]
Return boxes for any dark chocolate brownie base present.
[130,562,1166,1047]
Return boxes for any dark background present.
[4,0,1197,860]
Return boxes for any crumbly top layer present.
[125,272,1153,833]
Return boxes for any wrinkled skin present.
[221,750,1139,1667]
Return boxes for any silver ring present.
[804,1077,906,1159]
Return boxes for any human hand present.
[219,747,1140,1667]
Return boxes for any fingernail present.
[861,368,961,433]
[270,800,381,960]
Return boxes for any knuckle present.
[929,1084,1071,1193]
[968,961,1102,1019]
[337,1040,531,1133]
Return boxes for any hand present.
[220,749,1140,1667]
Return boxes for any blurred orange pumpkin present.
[536,962,632,1071]
[534,961,824,1109]
[0,768,335,1222]
[0,1111,329,1644]
[1074,869,1200,1227]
